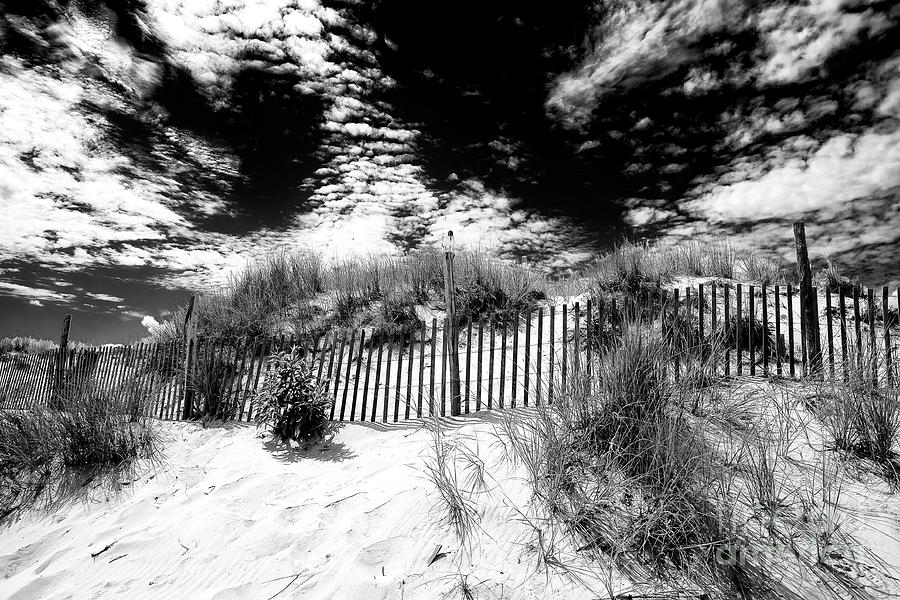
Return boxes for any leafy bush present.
[255,347,335,444]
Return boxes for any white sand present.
[0,416,602,600]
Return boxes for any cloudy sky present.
[1,0,898,342]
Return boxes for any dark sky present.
[1,0,899,342]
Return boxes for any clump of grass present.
[369,290,424,338]
[423,417,480,552]
[817,348,900,477]
[817,257,858,295]
[0,381,158,518]
[668,239,735,278]
[453,250,546,320]
[860,299,899,329]
[590,241,672,294]
[494,307,873,598]
[739,251,783,285]
[0,336,57,358]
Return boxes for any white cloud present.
[141,315,161,334]
[682,129,900,223]
[0,282,75,303]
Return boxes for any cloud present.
[141,315,161,334]
[0,282,75,303]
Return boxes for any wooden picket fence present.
[1,282,898,422]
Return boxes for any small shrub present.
[255,347,335,444]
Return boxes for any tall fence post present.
[52,314,72,406]
[442,239,462,416]
[793,222,823,378]
[182,295,198,420]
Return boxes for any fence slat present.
[868,287,877,383]
[394,333,404,423]
[488,316,496,409]
[372,333,385,422]
[440,320,448,417]
[548,306,554,404]
[499,316,507,409]
[884,286,893,386]
[585,299,592,382]
[233,338,252,421]
[340,330,356,421]
[328,333,345,420]
[699,284,705,341]
[384,334,394,423]
[853,286,862,370]
[476,317,484,412]
[429,319,437,415]
[536,309,543,405]
[724,286,731,376]
[524,310,531,407]
[405,329,414,420]
[561,304,567,392]
[574,302,581,376]
[749,285,755,376]
[361,334,375,422]
[824,290,835,378]
[736,285,743,376]
[465,319,472,414]
[227,340,242,420]
[761,285,769,375]
[787,284,795,378]
[351,331,366,421]
[839,288,848,380]
[245,336,272,423]
[774,286,782,376]
[417,320,426,418]
[511,312,519,408]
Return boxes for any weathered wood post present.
[182,295,198,420]
[793,222,823,378]
[442,234,462,416]
[52,314,72,406]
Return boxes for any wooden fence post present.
[53,314,72,406]
[793,222,823,377]
[442,242,462,416]
[182,295,198,420]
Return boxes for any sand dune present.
[0,416,600,600]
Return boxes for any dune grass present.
[0,381,159,519]
[0,336,57,358]
[153,239,786,349]
[469,311,887,598]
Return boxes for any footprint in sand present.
[355,536,407,568]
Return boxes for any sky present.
[0,0,898,342]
